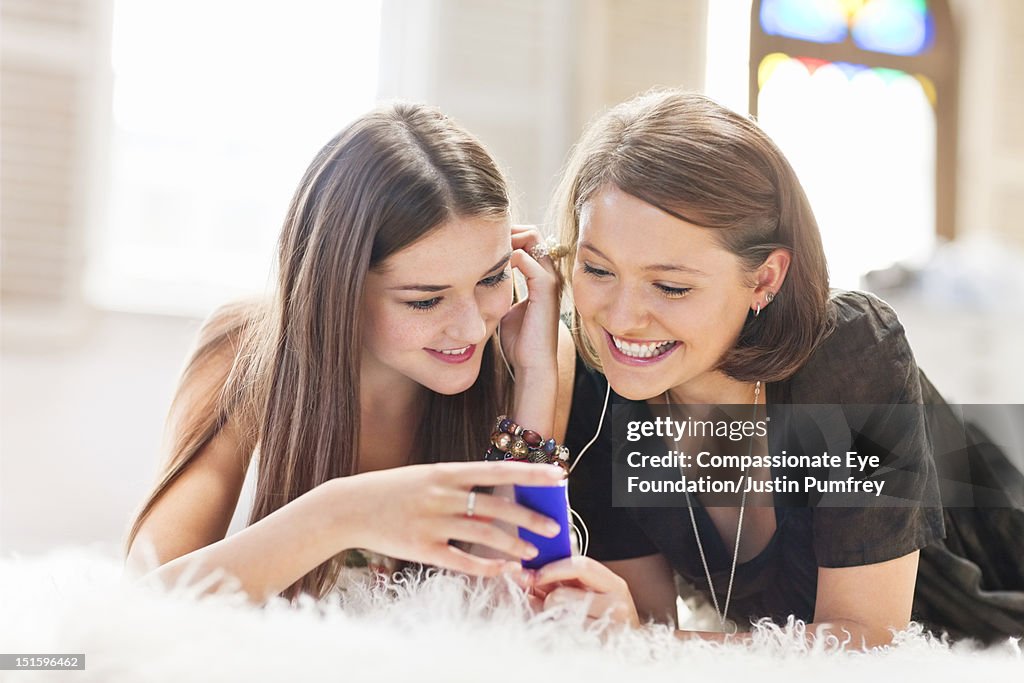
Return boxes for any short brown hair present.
[553,89,833,382]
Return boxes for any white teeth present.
[438,346,470,356]
[611,335,676,359]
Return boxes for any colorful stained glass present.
[852,0,933,55]
[757,52,792,88]
[760,0,934,56]
[755,52,937,288]
[760,0,848,43]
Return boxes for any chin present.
[608,379,662,402]
[427,380,477,396]
[421,368,481,396]
[600,364,665,401]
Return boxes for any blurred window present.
[745,0,957,288]
[88,0,383,316]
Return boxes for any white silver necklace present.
[664,380,761,634]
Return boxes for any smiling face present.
[572,186,760,402]
[361,215,513,397]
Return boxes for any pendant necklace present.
[664,380,761,634]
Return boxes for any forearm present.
[139,477,358,604]
[674,619,893,649]
[510,366,558,437]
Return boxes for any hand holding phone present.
[513,480,572,570]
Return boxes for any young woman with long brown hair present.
[124,102,572,603]
[534,89,1024,648]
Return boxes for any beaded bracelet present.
[484,414,571,475]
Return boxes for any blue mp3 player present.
[514,480,572,570]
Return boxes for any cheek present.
[361,301,386,347]
[370,305,435,352]
[479,282,513,321]
[571,278,601,317]
[677,300,742,350]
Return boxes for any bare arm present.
[130,475,362,603]
[504,227,563,437]
[127,312,566,603]
[124,323,362,602]
[605,554,678,624]
[131,459,566,604]
[675,552,920,648]
[537,551,920,650]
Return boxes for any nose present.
[602,283,650,336]
[444,295,487,344]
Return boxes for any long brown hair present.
[553,89,833,382]
[126,102,513,600]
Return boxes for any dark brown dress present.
[566,290,1024,644]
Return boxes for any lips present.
[604,330,680,366]
[425,344,477,364]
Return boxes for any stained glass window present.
[749,0,956,289]
[760,0,934,56]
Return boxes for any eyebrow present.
[388,251,512,292]
[580,242,708,277]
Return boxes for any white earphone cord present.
[566,382,611,558]
[493,323,596,557]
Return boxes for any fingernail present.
[545,523,561,537]
[524,545,539,559]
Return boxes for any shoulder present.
[826,290,908,349]
[787,290,919,402]
[172,298,267,447]
[196,298,266,356]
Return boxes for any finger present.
[535,556,622,593]
[505,567,536,591]
[543,586,591,610]
[430,545,524,578]
[510,232,545,255]
[532,583,552,601]
[457,491,563,538]
[514,249,555,283]
[511,224,542,241]
[510,249,558,295]
[446,517,539,561]
[510,247,558,280]
[445,461,565,488]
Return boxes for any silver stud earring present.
[766,292,775,304]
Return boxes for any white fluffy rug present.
[1,546,1021,682]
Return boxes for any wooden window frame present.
[748,0,959,240]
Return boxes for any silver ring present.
[465,490,477,517]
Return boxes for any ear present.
[751,248,791,311]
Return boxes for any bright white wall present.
[3,0,1023,558]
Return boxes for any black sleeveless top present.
[565,290,1024,644]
